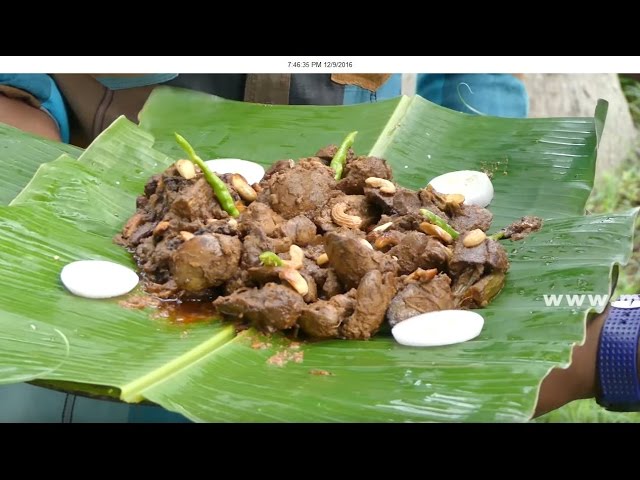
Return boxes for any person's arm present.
[0,94,61,141]
[0,74,69,143]
[534,309,607,417]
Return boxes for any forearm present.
[534,309,607,417]
[0,94,61,141]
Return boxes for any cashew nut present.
[331,202,362,229]
[419,222,453,244]
[279,268,309,296]
[175,159,196,180]
[231,174,257,202]
[316,253,329,266]
[365,177,396,194]
[463,229,487,248]
[405,268,438,283]
[282,245,304,270]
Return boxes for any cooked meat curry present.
[116,144,542,340]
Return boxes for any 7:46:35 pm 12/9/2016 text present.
[287,61,354,68]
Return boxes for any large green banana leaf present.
[0,124,80,206]
[0,87,637,422]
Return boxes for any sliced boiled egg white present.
[60,260,139,299]
[427,170,494,207]
[391,310,484,347]
[204,158,266,185]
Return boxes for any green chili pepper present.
[259,251,283,267]
[419,208,460,239]
[174,133,240,218]
[330,131,358,180]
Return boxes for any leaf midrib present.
[120,325,235,402]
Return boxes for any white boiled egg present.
[427,170,494,207]
[204,158,265,185]
[60,260,139,299]
[391,310,484,347]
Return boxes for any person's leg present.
[417,74,529,118]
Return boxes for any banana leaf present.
[0,124,80,206]
[0,87,637,422]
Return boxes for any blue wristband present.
[596,295,640,411]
